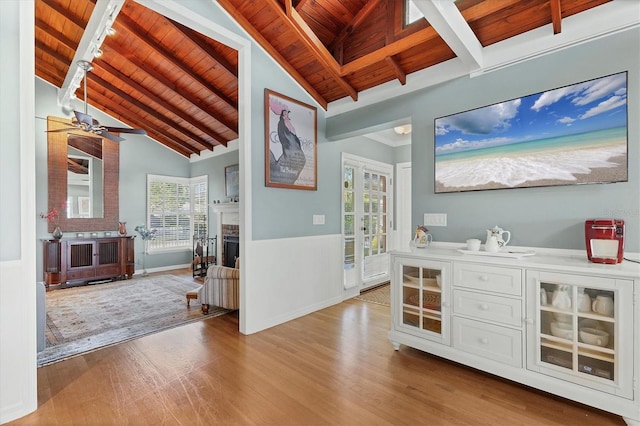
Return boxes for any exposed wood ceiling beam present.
[94,61,226,147]
[35,18,79,50]
[35,40,71,67]
[329,0,381,55]
[88,86,195,156]
[40,0,87,29]
[169,19,237,79]
[550,0,562,34]
[414,0,483,70]
[115,13,238,111]
[385,56,406,85]
[99,43,237,134]
[215,0,329,110]
[340,26,438,75]
[87,74,215,152]
[458,0,523,22]
[280,0,358,102]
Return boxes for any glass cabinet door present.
[395,259,450,345]
[528,271,632,398]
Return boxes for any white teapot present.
[486,225,511,247]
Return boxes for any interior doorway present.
[342,153,393,292]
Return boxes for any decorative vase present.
[118,221,127,236]
[52,225,63,240]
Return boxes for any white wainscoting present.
[242,234,343,334]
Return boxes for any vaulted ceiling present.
[35,0,617,157]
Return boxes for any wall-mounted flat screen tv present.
[434,72,628,193]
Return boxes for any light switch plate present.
[424,213,447,227]
[313,214,325,225]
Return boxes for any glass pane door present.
[400,264,444,338]
[530,271,632,398]
[362,170,389,282]
[342,154,393,290]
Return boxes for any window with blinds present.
[146,174,208,253]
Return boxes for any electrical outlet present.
[424,213,447,227]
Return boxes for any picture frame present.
[264,89,317,190]
[225,164,239,197]
[77,196,90,216]
[434,72,628,193]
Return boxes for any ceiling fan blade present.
[95,130,125,142]
[73,110,93,127]
[105,127,147,135]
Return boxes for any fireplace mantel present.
[212,203,239,265]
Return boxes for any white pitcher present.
[552,286,572,310]
[486,226,511,247]
[485,235,500,252]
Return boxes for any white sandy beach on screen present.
[436,142,627,192]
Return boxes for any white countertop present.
[393,243,640,279]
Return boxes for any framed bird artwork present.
[265,89,317,190]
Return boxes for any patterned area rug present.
[39,274,230,366]
[354,283,390,306]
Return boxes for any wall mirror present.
[47,116,119,233]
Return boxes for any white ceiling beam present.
[57,0,124,108]
[327,0,639,117]
[414,0,483,70]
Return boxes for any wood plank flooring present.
[11,272,624,425]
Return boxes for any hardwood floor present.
[12,272,624,425]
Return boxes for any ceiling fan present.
[47,60,146,142]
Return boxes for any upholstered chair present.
[200,257,240,313]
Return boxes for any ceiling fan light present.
[394,125,412,135]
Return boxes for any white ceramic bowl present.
[553,312,572,323]
[580,327,609,347]
[403,270,420,284]
[550,321,573,340]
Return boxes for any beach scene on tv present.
[434,72,628,193]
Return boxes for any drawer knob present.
[480,304,489,311]
[480,337,489,344]
[479,275,489,281]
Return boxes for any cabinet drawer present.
[66,268,96,282]
[96,265,122,278]
[453,317,522,368]
[453,290,522,327]
[453,263,522,296]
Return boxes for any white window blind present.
[146,174,208,253]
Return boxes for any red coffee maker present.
[585,219,625,264]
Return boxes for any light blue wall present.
[327,28,640,252]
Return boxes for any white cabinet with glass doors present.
[391,256,450,347]
[527,270,634,399]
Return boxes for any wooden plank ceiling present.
[35,0,611,157]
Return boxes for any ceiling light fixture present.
[394,125,412,135]
[92,47,103,58]
[105,26,116,36]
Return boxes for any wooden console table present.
[43,236,135,287]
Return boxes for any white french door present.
[342,153,393,291]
